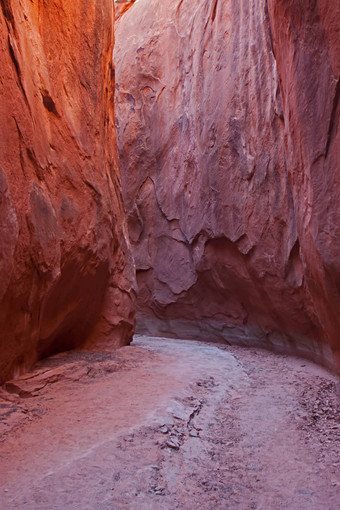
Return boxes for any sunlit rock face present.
[0,0,135,383]
[115,0,340,369]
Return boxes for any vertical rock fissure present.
[211,0,218,22]
[325,77,340,158]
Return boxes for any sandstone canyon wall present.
[266,0,340,370]
[115,0,340,370]
[0,0,135,383]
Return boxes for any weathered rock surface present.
[114,0,136,21]
[0,0,135,383]
[115,0,340,370]
[266,0,340,370]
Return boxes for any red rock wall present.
[0,0,135,383]
[115,0,340,370]
[266,0,340,369]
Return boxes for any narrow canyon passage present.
[1,337,339,509]
[1,1,340,507]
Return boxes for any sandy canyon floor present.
[0,335,340,509]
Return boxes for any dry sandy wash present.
[0,336,340,509]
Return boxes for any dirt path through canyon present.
[0,336,339,509]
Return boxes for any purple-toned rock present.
[115,0,340,370]
[267,0,340,370]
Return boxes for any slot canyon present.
[0,0,339,508]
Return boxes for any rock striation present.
[0,0,135,383]
[114,0,137,21]
[115,0,340,370]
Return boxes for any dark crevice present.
[211,0,218,22]
[264,0,276,59]
[264,1,286,125]
[7,36,20,77]
[325,78,340,158]
[12,116,27,178]
[285,238,304,288]
[176,0,184,15]
[7,35,30,109]
[0,0,15,29]
[136,268,152,275]
[84,179,102,198]
[41,90,60,117]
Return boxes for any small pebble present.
[165,438,180,450]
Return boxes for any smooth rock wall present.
[115,0,339,370]
[0,0,135,383]
[266,0,340,370]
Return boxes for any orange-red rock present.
[115,0,340,370]
[0,0,135,383]
[114,0,136,21]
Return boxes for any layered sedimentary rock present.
[115,0,340,369]
[0,0,135,383]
